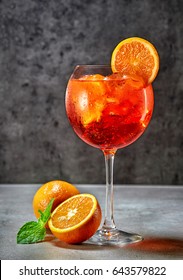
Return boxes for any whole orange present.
[32,180,80,220]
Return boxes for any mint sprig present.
[17,198,54,244]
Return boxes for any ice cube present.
[76,75,107,126]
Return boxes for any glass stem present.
[103,151,116,231]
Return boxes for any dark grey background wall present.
[0,0,182,184]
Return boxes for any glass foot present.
[89,228,143,246]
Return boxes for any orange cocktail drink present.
[66,70,154,153]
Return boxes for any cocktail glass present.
[65,65,154,245]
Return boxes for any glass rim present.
[70,65,112,79]
[74,64,111,69]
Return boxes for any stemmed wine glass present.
[65,65,154,245]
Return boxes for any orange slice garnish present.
[111,37,159,84]
[48,194,102,244]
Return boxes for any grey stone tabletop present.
[0,184,183,260]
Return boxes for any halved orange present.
[48,193,102,244]
[111,37,159,84]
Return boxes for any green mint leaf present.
[17,198,54,244]
[17,221,46,244]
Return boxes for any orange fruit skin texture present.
[32,180,80,220]
[48,194,102,244]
